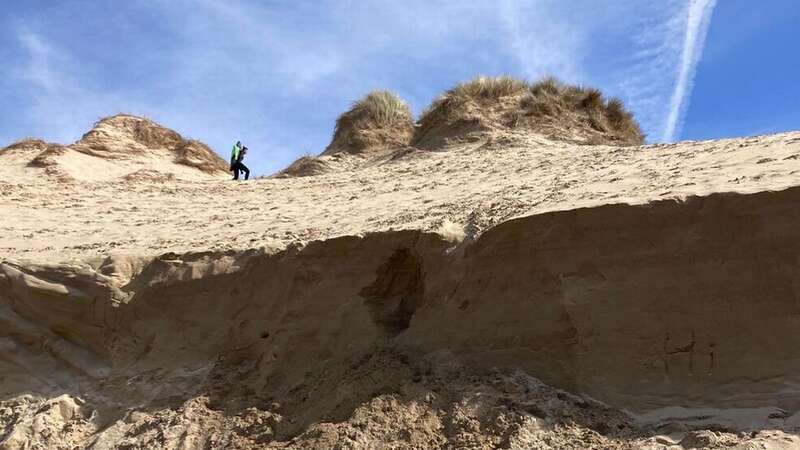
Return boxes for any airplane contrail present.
[662,0,717,142]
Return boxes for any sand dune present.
[2,114,228,186]
[3,98,800,449]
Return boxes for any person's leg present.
[241,163,250,180]
[232,164,239,180]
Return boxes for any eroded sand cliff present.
[3,105,800,448]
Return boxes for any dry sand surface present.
[2,114,800,449]
[4,126,800,263]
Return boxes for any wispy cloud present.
[497,0,583,81]
[662,0,717,142]
[14,27,64,92]
[11,26,92,143]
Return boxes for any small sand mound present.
[3,139,72,171]
[2,139,50,154]
[75,114,183,157]
[413,76,644,149]
[121,169,177,183]
[71,114,229,174]
[322,90,414,155]
[27,144,70,168]
[275,155,333,178]
[1,114,229,182]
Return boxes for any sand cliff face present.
[4,186,800,409]
[2,117,800,448]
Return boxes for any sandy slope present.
[3,130,800,262]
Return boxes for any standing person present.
[232,145,250,180]
[230,141,243,179]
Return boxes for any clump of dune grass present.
[443,75,528,100]
[2,138,49,153]
[2,139,68,168]
[414,76,644,147]
[515,78,644,145]
[415,77,527,139]
[275,155,333,178]
[324,90,414,154]
[173,139,230,174]
[28,144,69,167]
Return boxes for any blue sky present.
[0,1,796,175]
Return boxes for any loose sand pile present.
[2,82,800,449]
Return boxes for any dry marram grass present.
[3,138,50,153]
[323,90,414,155]
[517,79,644,145]
[275,155,333,178]
[414,76,644,148]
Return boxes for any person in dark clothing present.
[230,141,242,178]
[230,143,250,180]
